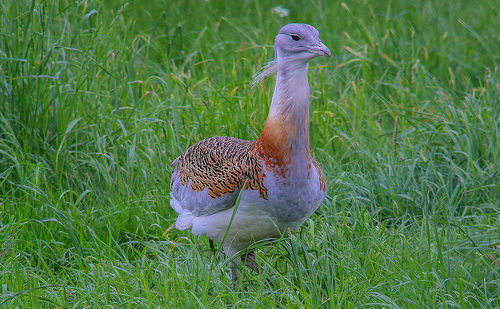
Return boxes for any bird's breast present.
[243,157,325,224]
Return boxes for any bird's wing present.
[311,156,327,193]
[170,136,268,217]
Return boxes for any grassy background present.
[1,0,498,307]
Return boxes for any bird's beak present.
[307,41,331,57]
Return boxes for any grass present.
[0,0,498,307]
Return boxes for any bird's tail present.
[170,194,194,230]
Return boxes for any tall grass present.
[1,0,498,307]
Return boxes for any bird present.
[170,23,330,283]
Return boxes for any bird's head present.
[274,23,331,60]
[252,23,330,86]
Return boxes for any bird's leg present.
[242,250,260,274]
[230,261,241,286]
[230,252,260,289]
[208,239,216,256]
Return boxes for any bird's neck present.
[256,60,311,177]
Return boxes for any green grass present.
[0,0,498,307]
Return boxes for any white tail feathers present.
[170,196,194,230]
[176,214,195,230]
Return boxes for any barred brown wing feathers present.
[172,136,268,202]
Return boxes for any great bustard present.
[170,23,330,282]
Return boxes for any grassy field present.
[1,0,498,307]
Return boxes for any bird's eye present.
[290,34,301,41]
